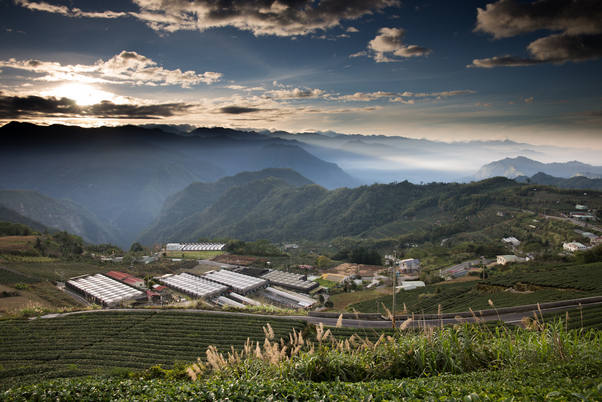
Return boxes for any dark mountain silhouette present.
[515,172,602,191]
[0,122,356,246]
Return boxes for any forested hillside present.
[138,169,313,245]
[142,175,601,245]
[0,191,118,245]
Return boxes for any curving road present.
[35,296,602,329]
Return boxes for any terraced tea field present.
[0,311,306,389]
[351,261,602,314]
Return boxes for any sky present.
[0,0,601,149]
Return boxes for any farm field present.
[0,236,37,254]
[0,311,307,389]
[0,261,107,283]
[166,250,224,259]
[541,303,602,331]
[350,261,602,314]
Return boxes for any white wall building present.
[496,255,525,265]
[502,237,521,247]
[563,242,588,252]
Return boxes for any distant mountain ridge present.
[0,122,356,246]
[515,172,602,191]
[474,156,602,180]
[0,190,118,244]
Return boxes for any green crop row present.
[0,311,306,389]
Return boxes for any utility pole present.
[391,251,397,328]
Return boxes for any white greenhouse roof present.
[67,274,143,305]
[158,272,227,299]
[203,270,267,294]
[166,243,225,251]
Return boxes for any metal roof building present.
[262,287,317,309]
[215,296,246,309]
[166,243,226,251]
[157,273,227,299]
[203,270,267,295]
[66,274,144,306]
[261,270,318,293]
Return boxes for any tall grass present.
[188,316,601,383]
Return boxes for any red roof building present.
[123,276,145,288]
[105,271,131,281]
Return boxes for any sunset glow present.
[45,83,116,106]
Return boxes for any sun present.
[47,83,115,106]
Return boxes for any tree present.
[130,242,144,253]
[316,255,332,269]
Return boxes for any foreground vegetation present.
[3,318,601,400]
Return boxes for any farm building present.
[123,276,145,289]
[229,292,262,306]
[261,270,318,293]
[399,258,420,273]
[157,273,227,299]
[563,242,588,252]
[105,271,131,281]
[502,237,521,247]
[496,255,526,265]
[397,281,425,291]
[214,296,246,308]
[570,212,595,220]
[105,271,145,289]
[261,287,317,309]
[203,270,268,295]
[66,274,144,306]
[166,242,225,251]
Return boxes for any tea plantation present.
[0,311,306,389]
[351,261,602,314]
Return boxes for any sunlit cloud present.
[0,51,222,88]
[351,27,431,62]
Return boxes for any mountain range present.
[474,156,602,180]
[0,122,355,246]
[2,121,600,247]
[515,172,602,191]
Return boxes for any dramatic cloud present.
[351,27,431,62]
[16,0,399,37]
[474,0,602,39]
[219,106,264,114]
[0,93,192,119]
[331,89,475,102]
[264,87,325,99]
[0,51,221,87]
[470,0,602,67]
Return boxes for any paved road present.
[35,297,602,329]
[544,215,602,233]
